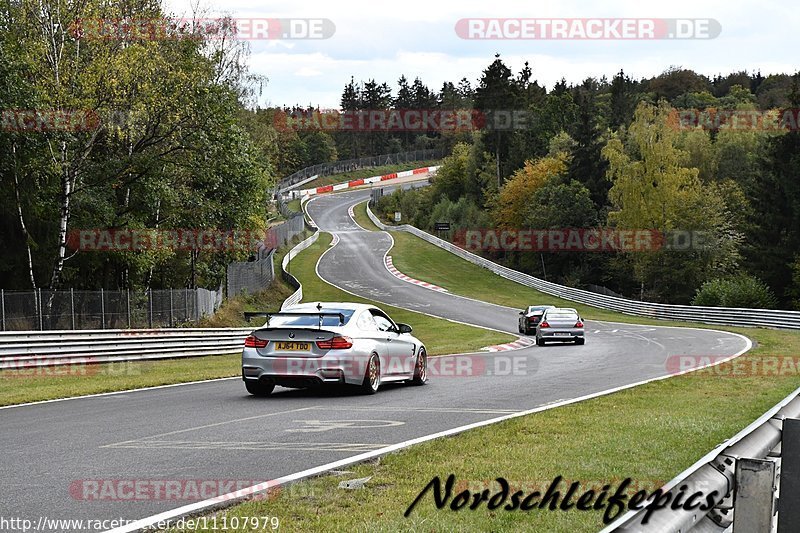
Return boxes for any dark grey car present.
[535,308,585,346]
[518,305,556,335]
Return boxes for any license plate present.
[554,332,570,336]
[274,341,310,351]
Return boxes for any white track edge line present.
[0,376,239,411]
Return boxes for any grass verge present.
[302,160,441,189]
[286,197,301,214]
[0,355,240,408]
[164,224,800,531]
[351,200,381,232]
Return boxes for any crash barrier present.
[277,148,446,192]
[0,328,251,369]
[604,386,800,532]
[280,231,320,310]
[294,165,439,198]
[365,203,800,330]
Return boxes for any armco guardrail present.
[366,203,800,330]
[603,386,800,532]
[280,231,320,309]
[0,328,252,369]
[294,165,439,198]
[278,148,446,192]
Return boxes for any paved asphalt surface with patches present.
[0,188,749,531]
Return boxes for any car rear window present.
[547,313,579,320]
[268,309,356,327]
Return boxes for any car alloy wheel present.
[412,349,427,385]
[361,353,380,394]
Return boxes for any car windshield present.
[268,308,356,327]
[528,306,549,313]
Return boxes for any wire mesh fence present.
[226,251,275,298]
[226,214,307,296]
[0,288,222,331]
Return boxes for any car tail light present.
[528,317,539,324]
[316,336,353,350]
[244,335,268,348]
[575,321,584,328]
[539,321,550,328]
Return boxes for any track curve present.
[308,188,749,399]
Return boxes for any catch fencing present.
[366,201,800,330]
[0,288,222,331]
[225,214,306,297]
[278,148,447,192]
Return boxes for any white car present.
[242,302,428,395]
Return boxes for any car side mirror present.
[397,323,413,334]
[519,311,524,315]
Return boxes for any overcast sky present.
[164,0,799,109]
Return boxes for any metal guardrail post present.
[778,418,800,532]
[70,288,75,329]
[126,289,131,328]
[100,288,105,329]
[1,289,4,331]
[37,288,43,331]
[169,288,174,327]
[148,290,153,328]
[733,458,776,532]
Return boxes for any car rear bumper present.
[242,351,370,387]
[539,329,585,341]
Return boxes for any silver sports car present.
[535,308,585,346]
[241,302,428,395]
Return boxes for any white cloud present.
[164,0,800,107]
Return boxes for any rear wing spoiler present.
[243,311,346,327]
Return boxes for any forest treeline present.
[2,1,798,310]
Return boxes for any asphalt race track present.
[0,188,750,532]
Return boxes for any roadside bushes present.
[374,187,489,233]
[691,275,778,309]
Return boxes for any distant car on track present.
[535,308,585,346]
[518,305,556,335]
[242,302,427,396]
